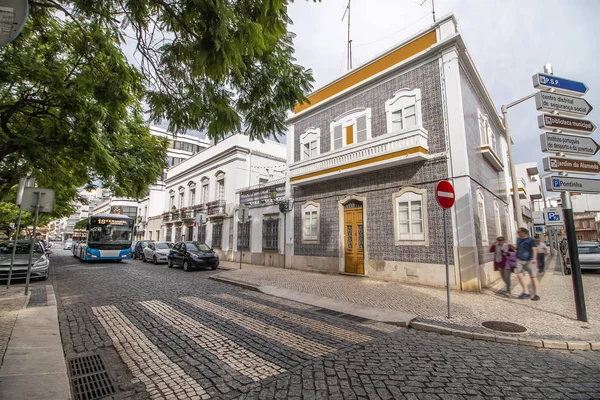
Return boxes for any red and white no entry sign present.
[436,180,455,209]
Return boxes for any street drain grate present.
[481,321,527,333]
[313,308,369,323]
[68,354,116,400]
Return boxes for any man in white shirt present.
[535,235,549,273]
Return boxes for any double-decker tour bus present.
[73,214,134,261]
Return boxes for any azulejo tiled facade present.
[285,15,513,291]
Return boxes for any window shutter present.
[333,125,343,150]
[356,115,367,143]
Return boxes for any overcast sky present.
[287,0,600,171]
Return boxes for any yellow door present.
[345,125,354,145]
[344,206,364,274]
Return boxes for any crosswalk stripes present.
[216,293,373,343]
[92,305,209,400]
[242,291,314,310]
[180,296,336,357]
[139,300,286,381]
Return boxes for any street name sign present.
[542,156,600,175]
[533,73,589,96]
[538,114,596,135]
[540,132,599,156]
[535,91,593,117]
[543,207,564,226]
[545,176,600,194]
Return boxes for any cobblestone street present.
[49,250,600,399]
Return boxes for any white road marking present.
[216,294,373,343]
[437,191,454,198]
[92,305,209,400]
[180,296,336,357]
[139,300,285,381]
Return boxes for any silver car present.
[142,241,173,264]
[63,238,73,250]
[0,240,51,281]
[577,243,600,270]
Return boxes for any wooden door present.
[343,203,364,274]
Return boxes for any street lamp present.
[269,189,291,269]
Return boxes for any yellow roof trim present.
[294,31,437,114]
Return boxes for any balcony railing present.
[289,128,428,185]
[181,210,195,220]
[192,203,207,214]
[521,205,532,219]
[207,200,226,216]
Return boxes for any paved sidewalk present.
[0,284,71,400]
[0,287,29,365]
[217,257,600,343]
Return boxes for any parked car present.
[63,238,73,250]
[0,240,52,281]
[133,240,154,260]
[142,242,173,264]
[576,243,600,270]
[168,242,219,271]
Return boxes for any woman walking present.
[490,237,511,296]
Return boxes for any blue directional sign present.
[533,73,589,97]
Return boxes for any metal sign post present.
[536,65,588,322]
[24,192,41,295]
[435,180,455,319]
[7,177,35,289]
[238,208,248,270]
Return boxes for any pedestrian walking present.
[516,228,540,301]
[503,245,518,297]
[490,236,510,295]
[535,235,549,273]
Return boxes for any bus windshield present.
[88,219,133,246]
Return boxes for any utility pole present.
[342,0,352,70]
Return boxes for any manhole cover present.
[68,354,116,400]
[481,321,527,333]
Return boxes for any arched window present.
[302,201,320,242]
[330,108,372,151]
[477,188,489,245]
[385,88,423,134]
[300,128,321,160]
[215,171,225,201]
[494,200,502,238]
[392,186,428,244]
[200,177,209,204]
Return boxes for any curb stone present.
[409,322,595,351]
[211,274,598,351]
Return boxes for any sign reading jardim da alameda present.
[543,156,600,175]
[538,114,596,135]
[539,132,599,156]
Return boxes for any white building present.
[512,162,543,233]
[161,134,287,261]
[135,127,209,239]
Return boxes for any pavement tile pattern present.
[218,258,600,342]
[0,287,29,364]
[50,252,600,400]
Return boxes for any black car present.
[168,241,219,272]
[133,240,154,260]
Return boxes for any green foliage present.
[0,0,314,220]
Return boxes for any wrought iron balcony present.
[289,127,429,186]
[181,209,195,221]
[207,200,226,217]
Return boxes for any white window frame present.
[200,177,209,204]
[302,201,320,243]
[478,109,502,160]
[329,108,372,151]
[215,171,225,201]
[178,186,185,209]
[168,190,175,210]
[300,128,321,161]
[477,188,489,246]
[392,187,428,245]
[494,200,502,238]
[385,88,424,134]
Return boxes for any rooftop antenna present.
[342,0,352,70]
[420,0,436,23]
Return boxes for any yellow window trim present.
[294,31,437,114]
[345,126,354,145]
[290,147,428,182]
